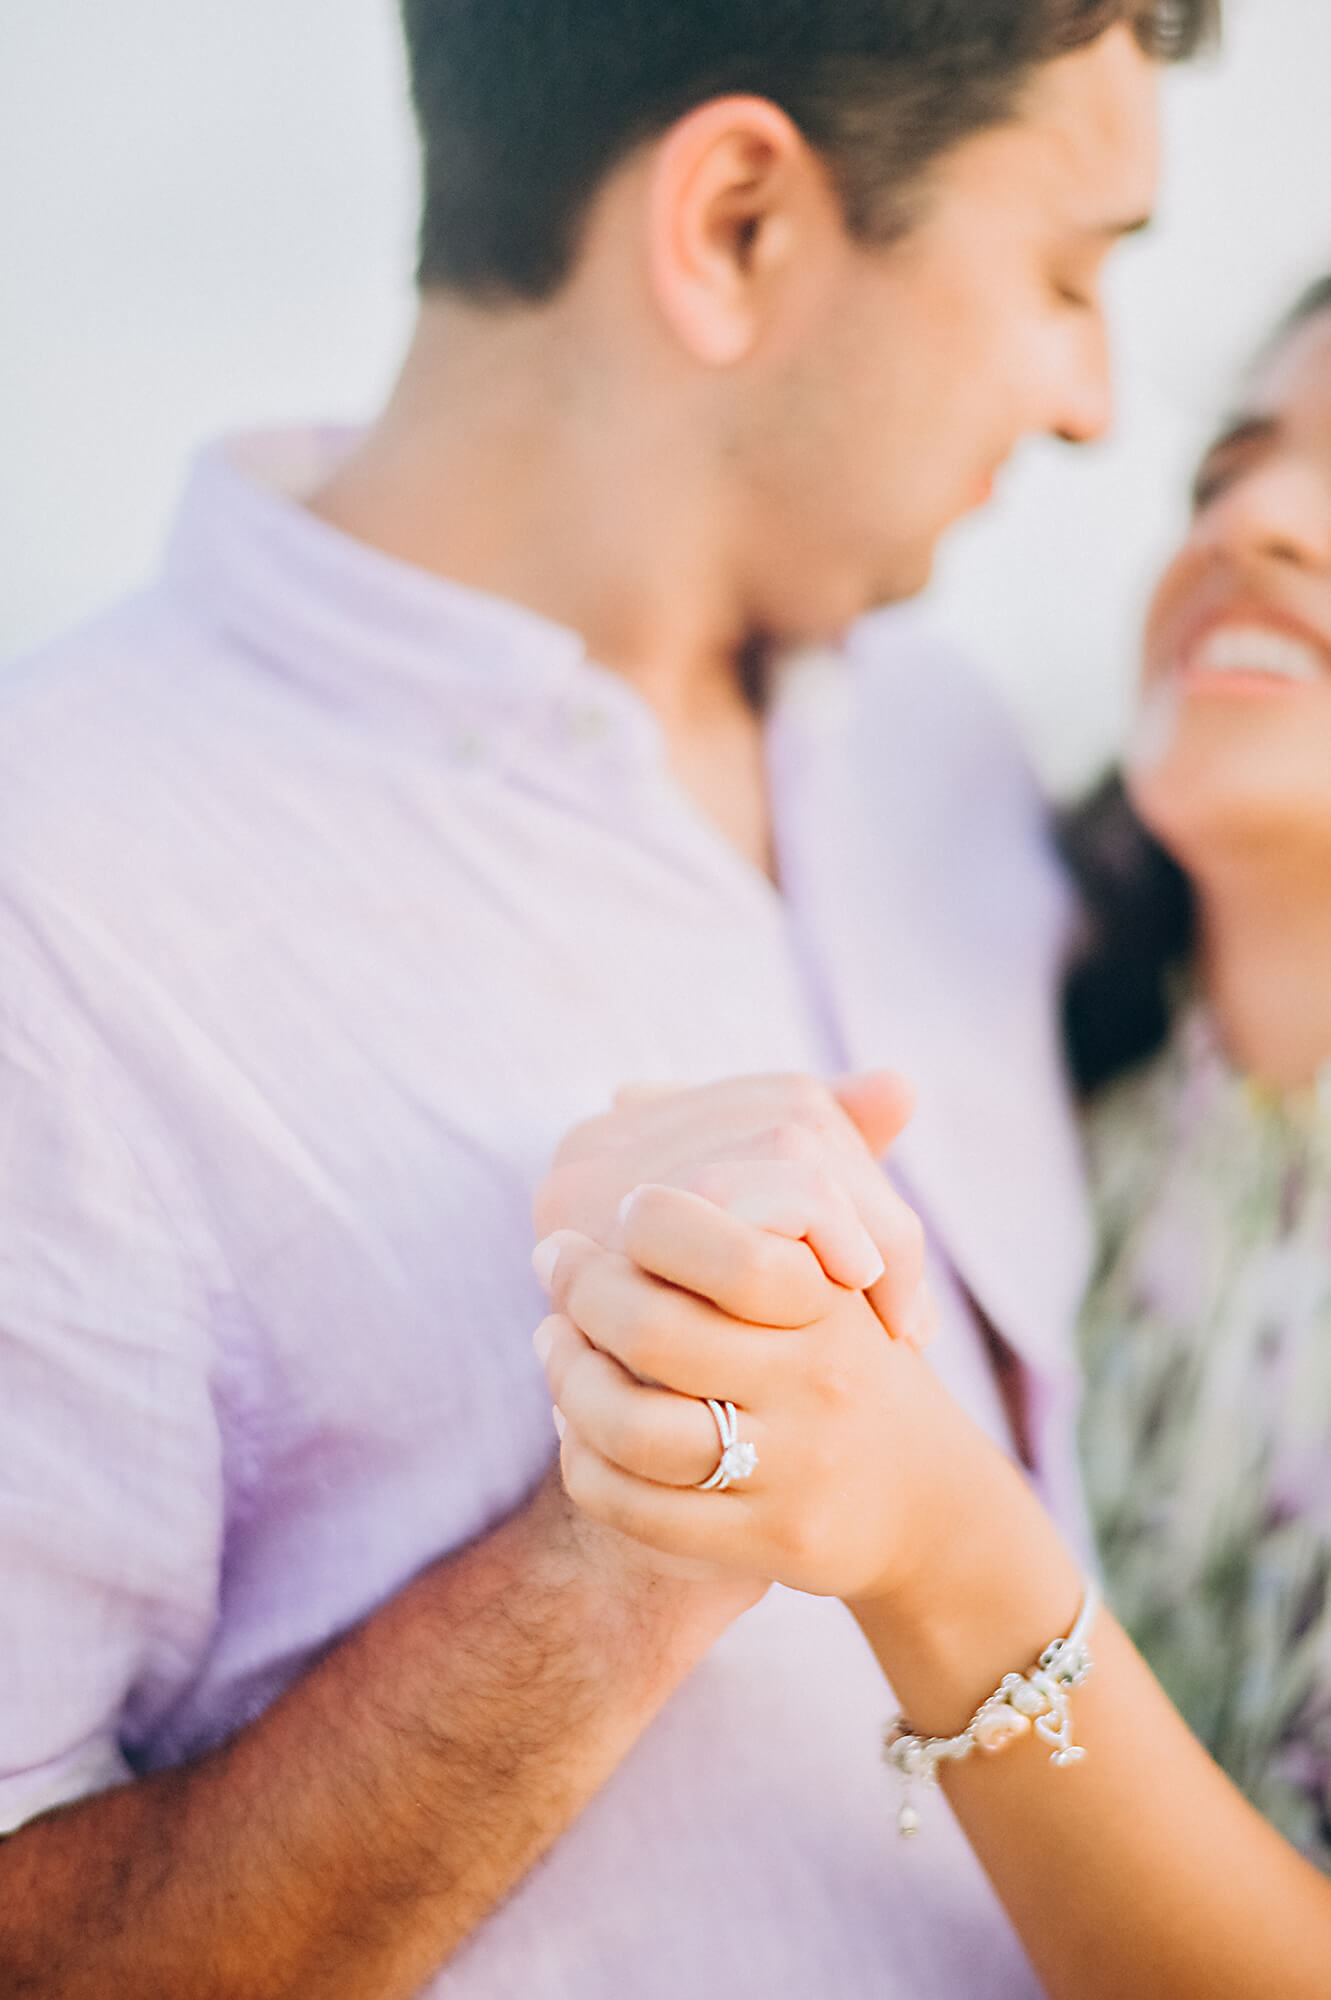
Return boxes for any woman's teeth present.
[1190,624,1325,683]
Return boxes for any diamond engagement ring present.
[695,1399,758,1492]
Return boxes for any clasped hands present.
[531,1071,972,1613]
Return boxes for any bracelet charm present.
[883,1579,1100,1838]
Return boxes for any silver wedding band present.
[695,1398,759,1492]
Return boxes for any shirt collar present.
[161,428,664,768]
[161,430,855,786]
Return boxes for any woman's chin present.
[1131,752,1331,874]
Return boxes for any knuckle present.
[765,1120,818,1165]
[723,1229,781,1300]
[802,1160,839,1204]
[825,1173,865,1223]
[781,1075,830,1124]
[770,1504,818,1568]
[809,1352,856,1418]
[770,1154,832,1206]
[687,1162,735,1207]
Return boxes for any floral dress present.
[1078,1007,1331,1866]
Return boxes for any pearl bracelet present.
[883,1578,1100,1838]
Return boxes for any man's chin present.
[763,541,938,641]
[868,545,937,611]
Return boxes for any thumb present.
[831,1070,916,1159]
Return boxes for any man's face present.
[734,24,1160,629]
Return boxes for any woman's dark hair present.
[400,0,1219,302]
[1057,773,1196,1096]
[1059,269,1331,1097]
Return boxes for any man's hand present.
[535,1071,937,1349]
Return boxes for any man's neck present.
[1195,850,1331,1089]
[310,298,777,877]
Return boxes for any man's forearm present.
[0,1472,744,2000]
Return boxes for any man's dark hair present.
[401,1,1219,302]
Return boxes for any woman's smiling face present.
[1129,302,1331,870]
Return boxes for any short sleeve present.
[0,915,225,1831]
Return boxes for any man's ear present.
[645,95,834,367]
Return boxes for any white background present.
[3,0,1330,792]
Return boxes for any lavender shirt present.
[0,431,1090,1996]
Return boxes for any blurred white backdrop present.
[2,0,1330,791]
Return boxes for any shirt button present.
[568,704,611,746]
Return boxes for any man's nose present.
[1202,458,1331,573]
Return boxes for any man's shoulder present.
[0,588,202,864]
[1,552,342,875]
[838,608,1063,929]
[845,607,1040,810]
[0,584,218,774]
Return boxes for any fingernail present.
[531,1236,560,1291]
[904,1291,940,1350]
[855,1227,886,1289]
[552,1405,566,1439]
[532,1319,555,1365]
[616,1187,642,1228]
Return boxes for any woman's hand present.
[533,1070,936,1348]
[532,1180,984,1609]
